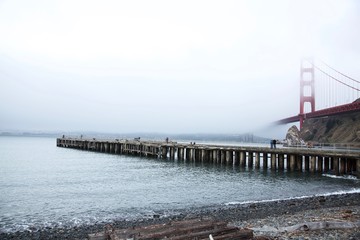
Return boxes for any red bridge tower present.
[299,58,315,129]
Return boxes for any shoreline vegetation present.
[1,192,359,240]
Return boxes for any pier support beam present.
[255,152,260,168]
[234,151,240,165]
[289,155,296,171]
[309,156,316,172]
[263,153,268,169]
[317,156,323,173]
[178,148,184,161]
[271,153,276,170]
[339,158,346,175]
[304,156,310,171]
[324,157,329,173]
[240,152,246,167]
[278,154,284,170]
[333,157,340,176]
[356,159,360,178]
[248,152,253,168]
[225,150,232,165]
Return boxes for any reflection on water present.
[0,136,359,232]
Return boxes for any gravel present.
[1,192,359,240]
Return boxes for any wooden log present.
[89,219,254,240]
[280,221,360,232]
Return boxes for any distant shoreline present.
[1,192,359,240]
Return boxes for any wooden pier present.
[56,138,360,178]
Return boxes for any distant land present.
[0,131,270,143]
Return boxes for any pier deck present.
[57,138,360,177]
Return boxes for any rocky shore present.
[1,192,359,240]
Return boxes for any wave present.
[322,173,359,180]
[224,188,360,206]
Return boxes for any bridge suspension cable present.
[303,58,360,111]
[313,65,360,92]
[317,59,360,84]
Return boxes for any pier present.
[56,138,360,178]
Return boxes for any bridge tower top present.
[299,58,315,129]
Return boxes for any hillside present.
[300,111,360,143]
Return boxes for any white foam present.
[224,188,360,206]
[322,174,359,180]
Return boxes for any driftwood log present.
[280,221,360,232]
[252,221,360,233]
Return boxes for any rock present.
[284,125,306,147]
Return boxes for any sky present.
[0,0,359,138]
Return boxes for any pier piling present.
[56,138,360,177]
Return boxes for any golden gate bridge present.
[278,58,360,129]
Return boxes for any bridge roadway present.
[57,138,360,178]
[277,100,360,125]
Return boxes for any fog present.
[0,0,359,138]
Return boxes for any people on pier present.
[166,137,169,143]
[270,139,277,149]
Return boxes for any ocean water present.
[0,136,359,233]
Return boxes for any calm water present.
[0,136,359,233]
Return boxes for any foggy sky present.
[0,0,359,138]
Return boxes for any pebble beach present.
[1,192,359,240]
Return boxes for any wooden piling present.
[304,156,310,171]
[333,157,340,175]
[234,151,240,165]
[56,138,360,178]
[271,153,276,170]
[247,152,253,168]
[289,155,296,171]
[240,152,246,167]
[263,152,268,169]
[324,157,329,172]
[309,156,316,172]
[278,154,284,170]
[255,152,260,168]
[339,158,346,175]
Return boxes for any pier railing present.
[56,137,360,178]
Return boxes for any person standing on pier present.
[270,139,277,149]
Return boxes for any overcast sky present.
[0,0,359,137]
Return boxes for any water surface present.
[0,136,359,232]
